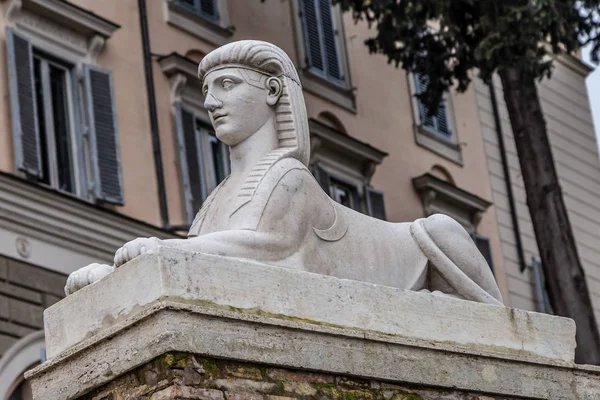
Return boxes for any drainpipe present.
[138,0,169,228]
[488,82,527,272]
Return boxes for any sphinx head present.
[202,67,283,146]
[198,40,310,166]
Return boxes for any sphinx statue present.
[66,40,503,306]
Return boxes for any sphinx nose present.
[204,92,222,112]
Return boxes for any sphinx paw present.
[64,263,115,296]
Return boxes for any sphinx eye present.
[222,78,234,89]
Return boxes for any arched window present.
[0,331,44,400]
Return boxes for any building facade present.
[474,59,600,321]
[4,0,596,398]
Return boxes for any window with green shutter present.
[299,0,344,85]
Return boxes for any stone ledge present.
[42,247,575,362]
[27,301,600,400]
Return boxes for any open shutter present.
[365,187,387,220]
[314,164,332,197]
[175,103,194,223]
[175,104,204,222]
[318,0,341,81]
[436,99,451,137]
[531,257,553,314]
[6,28,42,177]
[84,64,124,205]
[472,234,494,274]
[300,0,324,73]
[415,74,435,129]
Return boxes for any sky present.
[581,46,600,155]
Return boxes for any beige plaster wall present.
[0,3,14,173]
[0,0,508,299]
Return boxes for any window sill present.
[414,124,463,166]
[164,1,233,47]
[300,69,356,113]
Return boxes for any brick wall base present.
[82,353,521,400]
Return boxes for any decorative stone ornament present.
[65,40,502,306]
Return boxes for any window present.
[32,54,76,194]
[294,0,355,111]
[299,0,343,85]
[409,73,462,164]
[471,234,494,275]
[165,0,233,46]
[309,119,388,220]
[414,74,452,140]
[175,105,231,223]
[6,28,123,204]
[175,0,219,22]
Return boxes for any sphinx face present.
[203,68,276,147]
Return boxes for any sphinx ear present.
[266,77,283,106]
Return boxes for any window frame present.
[32,52,81,196]
[291,0,355,112]
[5,14,122,205]
[175,104,231,224]
[407,72,463,165]
[309,119,388,218]
[165,0,233,47]
[175,0,219,22]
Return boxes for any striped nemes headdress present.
[198,40,310,167]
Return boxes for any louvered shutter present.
[300,0,342,83]
[472,234,494,274]
[185,115,205,215]
[436,99,451,137]
[318,0,341,80]
[366,187,387,220]
[6,28,42,177]
[415,74,435,129]
[300,0,324,73]
[174,103,194,223]
[314,164,332,197]
[200,0,218,20]
[84,65,124,205]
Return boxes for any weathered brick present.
[7,259,66,297]
[0,281,42,304]
[266,396,296,400]
[337,377,370,388]
[266,368,334,384]
[225,391,264,400]
[0,333,17,356]
[282,382,317,397]
[212,379,280,394]
[225,364,263,380]
[151,386,225,400]
[8,297,44,328]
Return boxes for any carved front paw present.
[64,263,115,296]
[114,237,162,267]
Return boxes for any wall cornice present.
[0,173,179,273]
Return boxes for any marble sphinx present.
[65,40,503,306]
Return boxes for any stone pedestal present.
[26,247,600,399]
